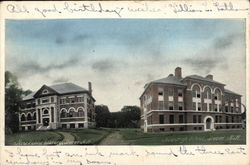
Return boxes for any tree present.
[5,71,32,134]
[120,106,141,128]
[95,105,111,128]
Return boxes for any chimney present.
[206,74,213,80]
[175,67,182,78]
[88,82,92,95]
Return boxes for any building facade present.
[140,67,243,132]
[19,82,95,131]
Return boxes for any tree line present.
[95,105,141,128]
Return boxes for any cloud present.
[54,34,90,45]
[53,77,69,83]
[14,55,81,77]
[91,59,116,73]
[182,33,241,74]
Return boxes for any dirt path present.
[58,132,75,145]
[99,131,129,145]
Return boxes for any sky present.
[5,19,246,112]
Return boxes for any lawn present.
[5,131,63,145]
[119,129,246,145]
[5,128,246,145]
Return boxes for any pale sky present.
[5,19,246,112]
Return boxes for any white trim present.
[214,123,242,125]
[146,109,228,114]
[60,121,87,124]
[68,107,77,112]
[76,106,85,112]
[20,124,36,126]
[204,115,214,130]
[191,83,202,92]
[147,123,204,127]
[60,108,67,113]
[60,117,85,119]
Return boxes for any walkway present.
[58,132,75,145]
[99,131,129,145]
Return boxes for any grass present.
[5,130,63,145]
[119,129,246,145]
[5,128,246,145]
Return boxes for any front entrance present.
[43,118,50,126]
[206,118,212,130]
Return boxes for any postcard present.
[0,1,249,165]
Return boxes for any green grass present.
[5,131,63,145]
[59,128,111,145]
[5,128,246,145]
[119,129,246,145]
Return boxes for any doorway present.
[206,118,212,130]
[43,118,49,126]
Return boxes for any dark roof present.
[23,92,36,101]
[23,82,89,101]
[49,82,88,94]
[183,75,225,85]
[152,75,185,86]
[224,89,241,96]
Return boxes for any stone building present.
[140,67,243,132]
[19,82,95,131]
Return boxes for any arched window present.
[204,87,211,99]
[27,113,32,120]
[68,109,74,117]
[21,114,26,121]
[44,109,49,114]
[33,112,36,120]
[192,85,201,98]
[214,89,221,100]
[60,109,66,118]
[78,108,84,117]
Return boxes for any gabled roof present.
[183,75,225,85]
[49,83,88,94]
[224,88,241,96]
[23,92,36,101]
[22,82,90,101]
[152,75,185,86]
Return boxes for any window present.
[192,102,196,110]
[78,123,84,128]
[68,109,74,117]
[159,115,164,124]
[70,97,75,103]
[60,109,66,118]
[204,87,211,99]
[38,109,41,123]
[219,105,222,112]
[170,128,175,131]
[28,126,32,130]
[27,113,32,120]
[33,112,36,120]
[42,99,49,104]
[219,116,222,123]
[199,127,202,130]
[169,115,174,124]
[38,99,40,105]
[226,116,229,123]
[158,101,164,110]
[179,115,183,123]
[51,107,54,122]
[194,127,197,130]
[198,115,201,123]
[159,128,165,132]
[214,104,218,111]
[179,127,184,131]
[198,103,201,111]
[78,108,84,117]
[158,91,163,96]
[193,115,197,123]
[168,88,173,96]
[21,114,26,121]
[178,89,183,97]
[43,109,48,114]
[214,89,221,100]
[215,116,218,123]
[232,116,234,123]
[62,124,67,129]
[169,102,173,110]
[178,103,183,110]
[42,89,48,94]
[231,106,234,112]
[70,124,75,128]
[192,85,200,98]
[51,97,54,103]
[225,106,229,112]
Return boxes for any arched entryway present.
[204,116,214,131]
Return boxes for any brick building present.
[19,82,95,131]
[140,67,243,132]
